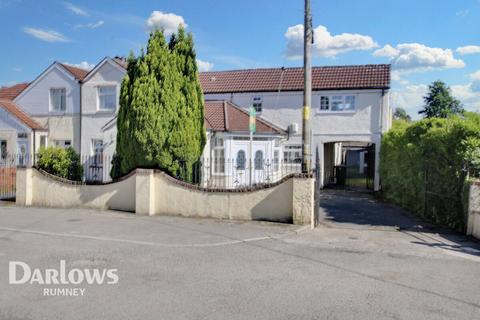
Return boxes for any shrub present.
[37,147,83,181]
[380,113,480,232]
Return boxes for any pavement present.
[0,202,479,320]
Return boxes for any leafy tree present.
[419,80,464,118]
[393,107,411,122]
[112,26,205,182]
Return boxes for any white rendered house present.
[199,65,392,190]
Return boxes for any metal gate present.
[365,144,375,190]
[0,155,16,200]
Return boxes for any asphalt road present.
[0,205,479,320]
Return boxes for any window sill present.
[96,109,116,114]
[315,110,356,115]
[49,111,67,116]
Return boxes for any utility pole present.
[302,0,313,173]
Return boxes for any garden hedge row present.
[380,113,480,231]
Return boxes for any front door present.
[231,141,269,187]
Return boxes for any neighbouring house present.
[80,57,126,181]
[199,65,392,190]
[8,62,88,153]
[0,99,46,166]
[202,100,287,188]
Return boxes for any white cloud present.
[456,9,469,17]
[74,20,104,29]
[374,43,465,73]
[22,27,69,42]
[197,59,213,72]
[64,61,95,70]
[456,45,480,55]
[63,2,88,16]
[145,11,187,35]
[391,84,428,119]
[373,44,398,57]
[285,24,378,59]
[470,70,480,80]
[452,83,480,111]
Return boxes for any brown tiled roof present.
[0,82,30,100]
[60,63,89,81]
[0,99,44,130]
[205,100,285,134]
[199,64,390,93]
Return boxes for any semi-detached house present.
[0,59,391,190]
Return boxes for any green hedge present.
[380,113,480,232]
[37,146,83,181]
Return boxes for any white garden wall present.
[16,168,315,226]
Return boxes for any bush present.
[37,147,83,181]
[380,114,480,232]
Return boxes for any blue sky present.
[1,0,479,118]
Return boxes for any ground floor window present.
[91,139,104,166]
[213,149,225,174]
[254,150,263,169]
[54,140,71,149]
[40,136,47,148]
[0,140,7,159]
[236,150,246,170]
[283,145,302,164]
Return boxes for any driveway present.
[0,206,479,320]
[319,188,438,231]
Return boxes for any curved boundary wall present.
[16,168,315,227]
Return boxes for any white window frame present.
[54,140,71,149]
[213,136,225,175]
[91,139,104,166]
[50,88,66,112]
[97,85,117,111]
[318,95,356,113]
[283,145,302,164]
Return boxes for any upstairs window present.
[98,86,117,111]
[252,96,263,113]
[50,88,66,112]
[320,96,329,110]
[319,95,356,112]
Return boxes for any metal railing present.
[189,157,302,189]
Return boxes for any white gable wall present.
[14,64,81,152]
[81,60,126,179]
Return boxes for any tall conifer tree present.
[112,27,205,181]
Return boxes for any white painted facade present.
[201,131,286,188]
[14,63,82,152]
[80,58,126,181]
[204,89,391,190]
